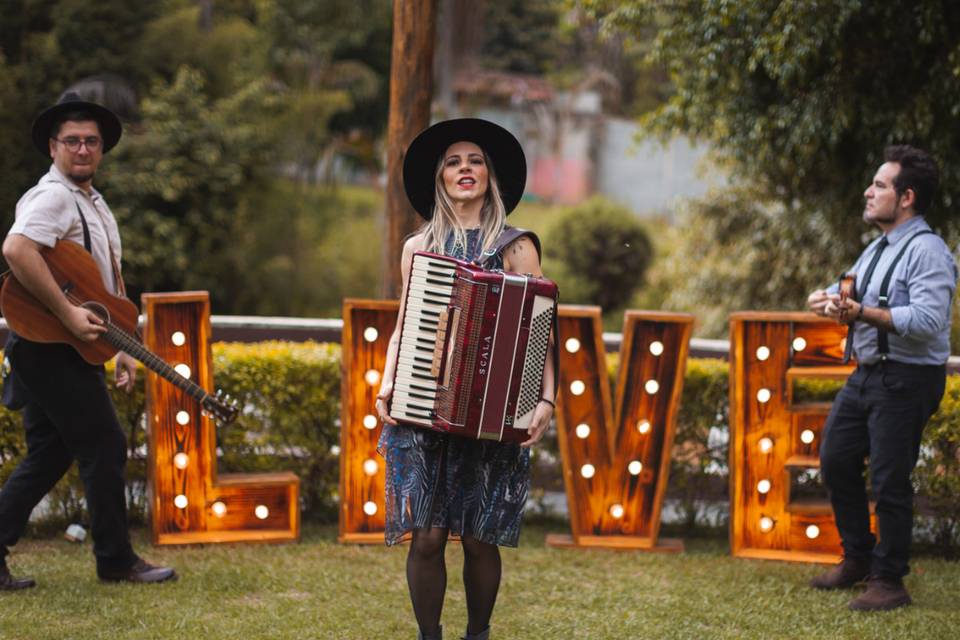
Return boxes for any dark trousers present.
[820,360,945,579]
[0,339,136,573]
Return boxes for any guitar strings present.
[62,290,207,403]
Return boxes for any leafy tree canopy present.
[481,0,567,75]
[590,0,960,255]
[0,0,392,313]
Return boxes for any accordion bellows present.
[389,251,558,443]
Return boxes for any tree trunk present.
[383,0,438,298]
[197,0,213,31]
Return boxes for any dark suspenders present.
[74,200,92,253]
[875,229,935,359]
[74,195,123,294]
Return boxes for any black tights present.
[407,528,502,636]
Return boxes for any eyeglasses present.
[52,136,102,152]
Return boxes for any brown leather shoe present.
[0,564,36,591]
[848,576,912,611]
[809,557,870,590]
[98,558,177,584]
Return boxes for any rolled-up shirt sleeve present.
[9,186,73,247]
[890,245,957,339]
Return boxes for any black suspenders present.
[73,200,92,253]
[875,229,935,359]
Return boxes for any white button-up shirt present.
[9,164,122,293]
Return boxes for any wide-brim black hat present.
[403,118,526,220]
[31,91,122,156]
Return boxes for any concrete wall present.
[596,118,722,216]
[466,106,722,218]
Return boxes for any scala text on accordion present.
[389,251,558,443]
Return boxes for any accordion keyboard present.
[391,254,458,425]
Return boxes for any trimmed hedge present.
[0,341,341,533]
[1,346,958,554]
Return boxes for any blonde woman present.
[375,119,555,640]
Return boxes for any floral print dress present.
[378,228,531,547]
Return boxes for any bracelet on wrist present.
[539,397,556,409]
[856,304,865,321]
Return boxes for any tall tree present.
[383,0,438,298]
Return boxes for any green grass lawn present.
[1,523,958,640]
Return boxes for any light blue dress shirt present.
[826,216,957,365]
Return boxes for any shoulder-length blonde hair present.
[419,149,507,256]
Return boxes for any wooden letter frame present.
[546,307,692,552]
[144,292,300,545]
[729,312,874,563]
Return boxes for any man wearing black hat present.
[0,93,176,590]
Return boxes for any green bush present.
[651,185,845,338]
[0,341,341,533]
[2,344,957,556]
[671,358,730,528]
[792,377,845,404]
[212,341,341,521]
[916,379,960,556]
[543,197,653,314]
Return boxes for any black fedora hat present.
[31,91,122,156]
[403,118,527,220]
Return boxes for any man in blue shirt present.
[807,145,957,611]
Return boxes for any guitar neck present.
[102,323,209,404]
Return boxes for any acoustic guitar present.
[0,240,238,424]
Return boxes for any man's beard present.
[863,204,899,225]
[68,168,95,184]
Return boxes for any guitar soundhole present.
[81,301,111,324]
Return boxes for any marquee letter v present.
[548,306,693,551]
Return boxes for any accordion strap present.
[473,226,542,270]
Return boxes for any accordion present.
[388,251,558,443]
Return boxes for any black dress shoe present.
[99,558,177,584]
[0,564,36,591]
